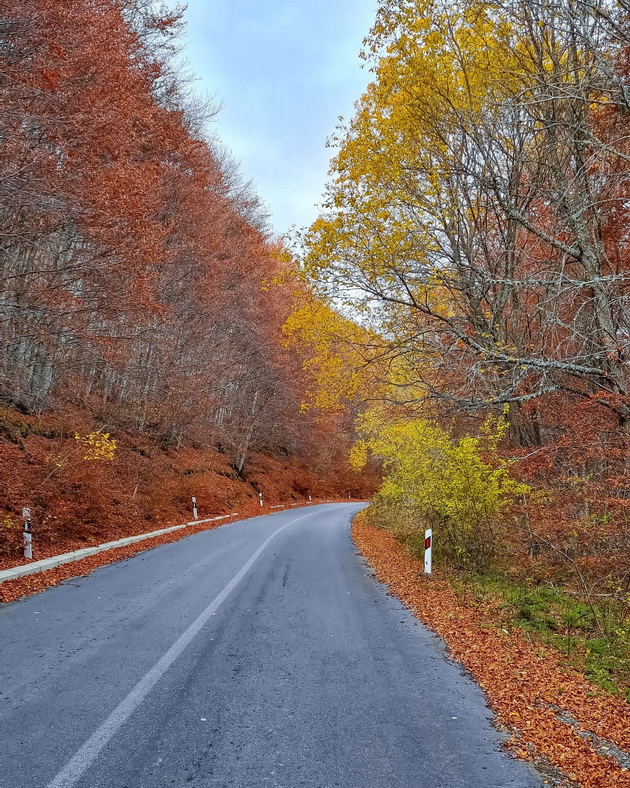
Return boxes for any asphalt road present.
[0,503,541,788]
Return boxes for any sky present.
[177,0,378,237]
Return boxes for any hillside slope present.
[0,407,375,571]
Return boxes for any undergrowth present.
[365,502,630,703]
[448,572,630,703]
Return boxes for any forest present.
[0,0,376,564]
[2,0,630,700]
[3,0,630,781]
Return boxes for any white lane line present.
[45,510,319,788]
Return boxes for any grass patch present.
[448,571,630,702]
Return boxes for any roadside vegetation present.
[347,409,630,703]
[353,427,630,709]
[449,572,630,702]
[353,513,630,786]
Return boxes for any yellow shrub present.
[74,431,117,461]
[353,409,528,568]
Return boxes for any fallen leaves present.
[352,515,630,787]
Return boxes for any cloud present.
[177,0,377,234]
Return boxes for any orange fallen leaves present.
[353,516,630,787]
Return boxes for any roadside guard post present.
[22,507,32,560]
[424,528,432,575]
[192,497,198,520]
[258,492,263,507]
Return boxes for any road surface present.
[0,503,540,787]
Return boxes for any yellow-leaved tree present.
[302,0,524,414]
[351,407,529,570]
[283,289,386,415]
[303,0,630,441]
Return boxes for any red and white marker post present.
[424,528,432,575]
[22,507,32,560]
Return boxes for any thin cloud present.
[177,0,377,235]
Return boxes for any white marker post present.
[192,497,198,520]
[22,507,32,560]
[424,528,432,575]
[258,492,263,507]
[308,495,312,502]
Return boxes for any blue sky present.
[177,0,377,236]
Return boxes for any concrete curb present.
[0,513,237,585]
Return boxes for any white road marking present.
[45,510,319,788]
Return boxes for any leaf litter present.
[352,515,630,787]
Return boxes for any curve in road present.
[0,503,541,787]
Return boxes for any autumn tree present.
[303,0,630,585]
[304,0,630,439]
